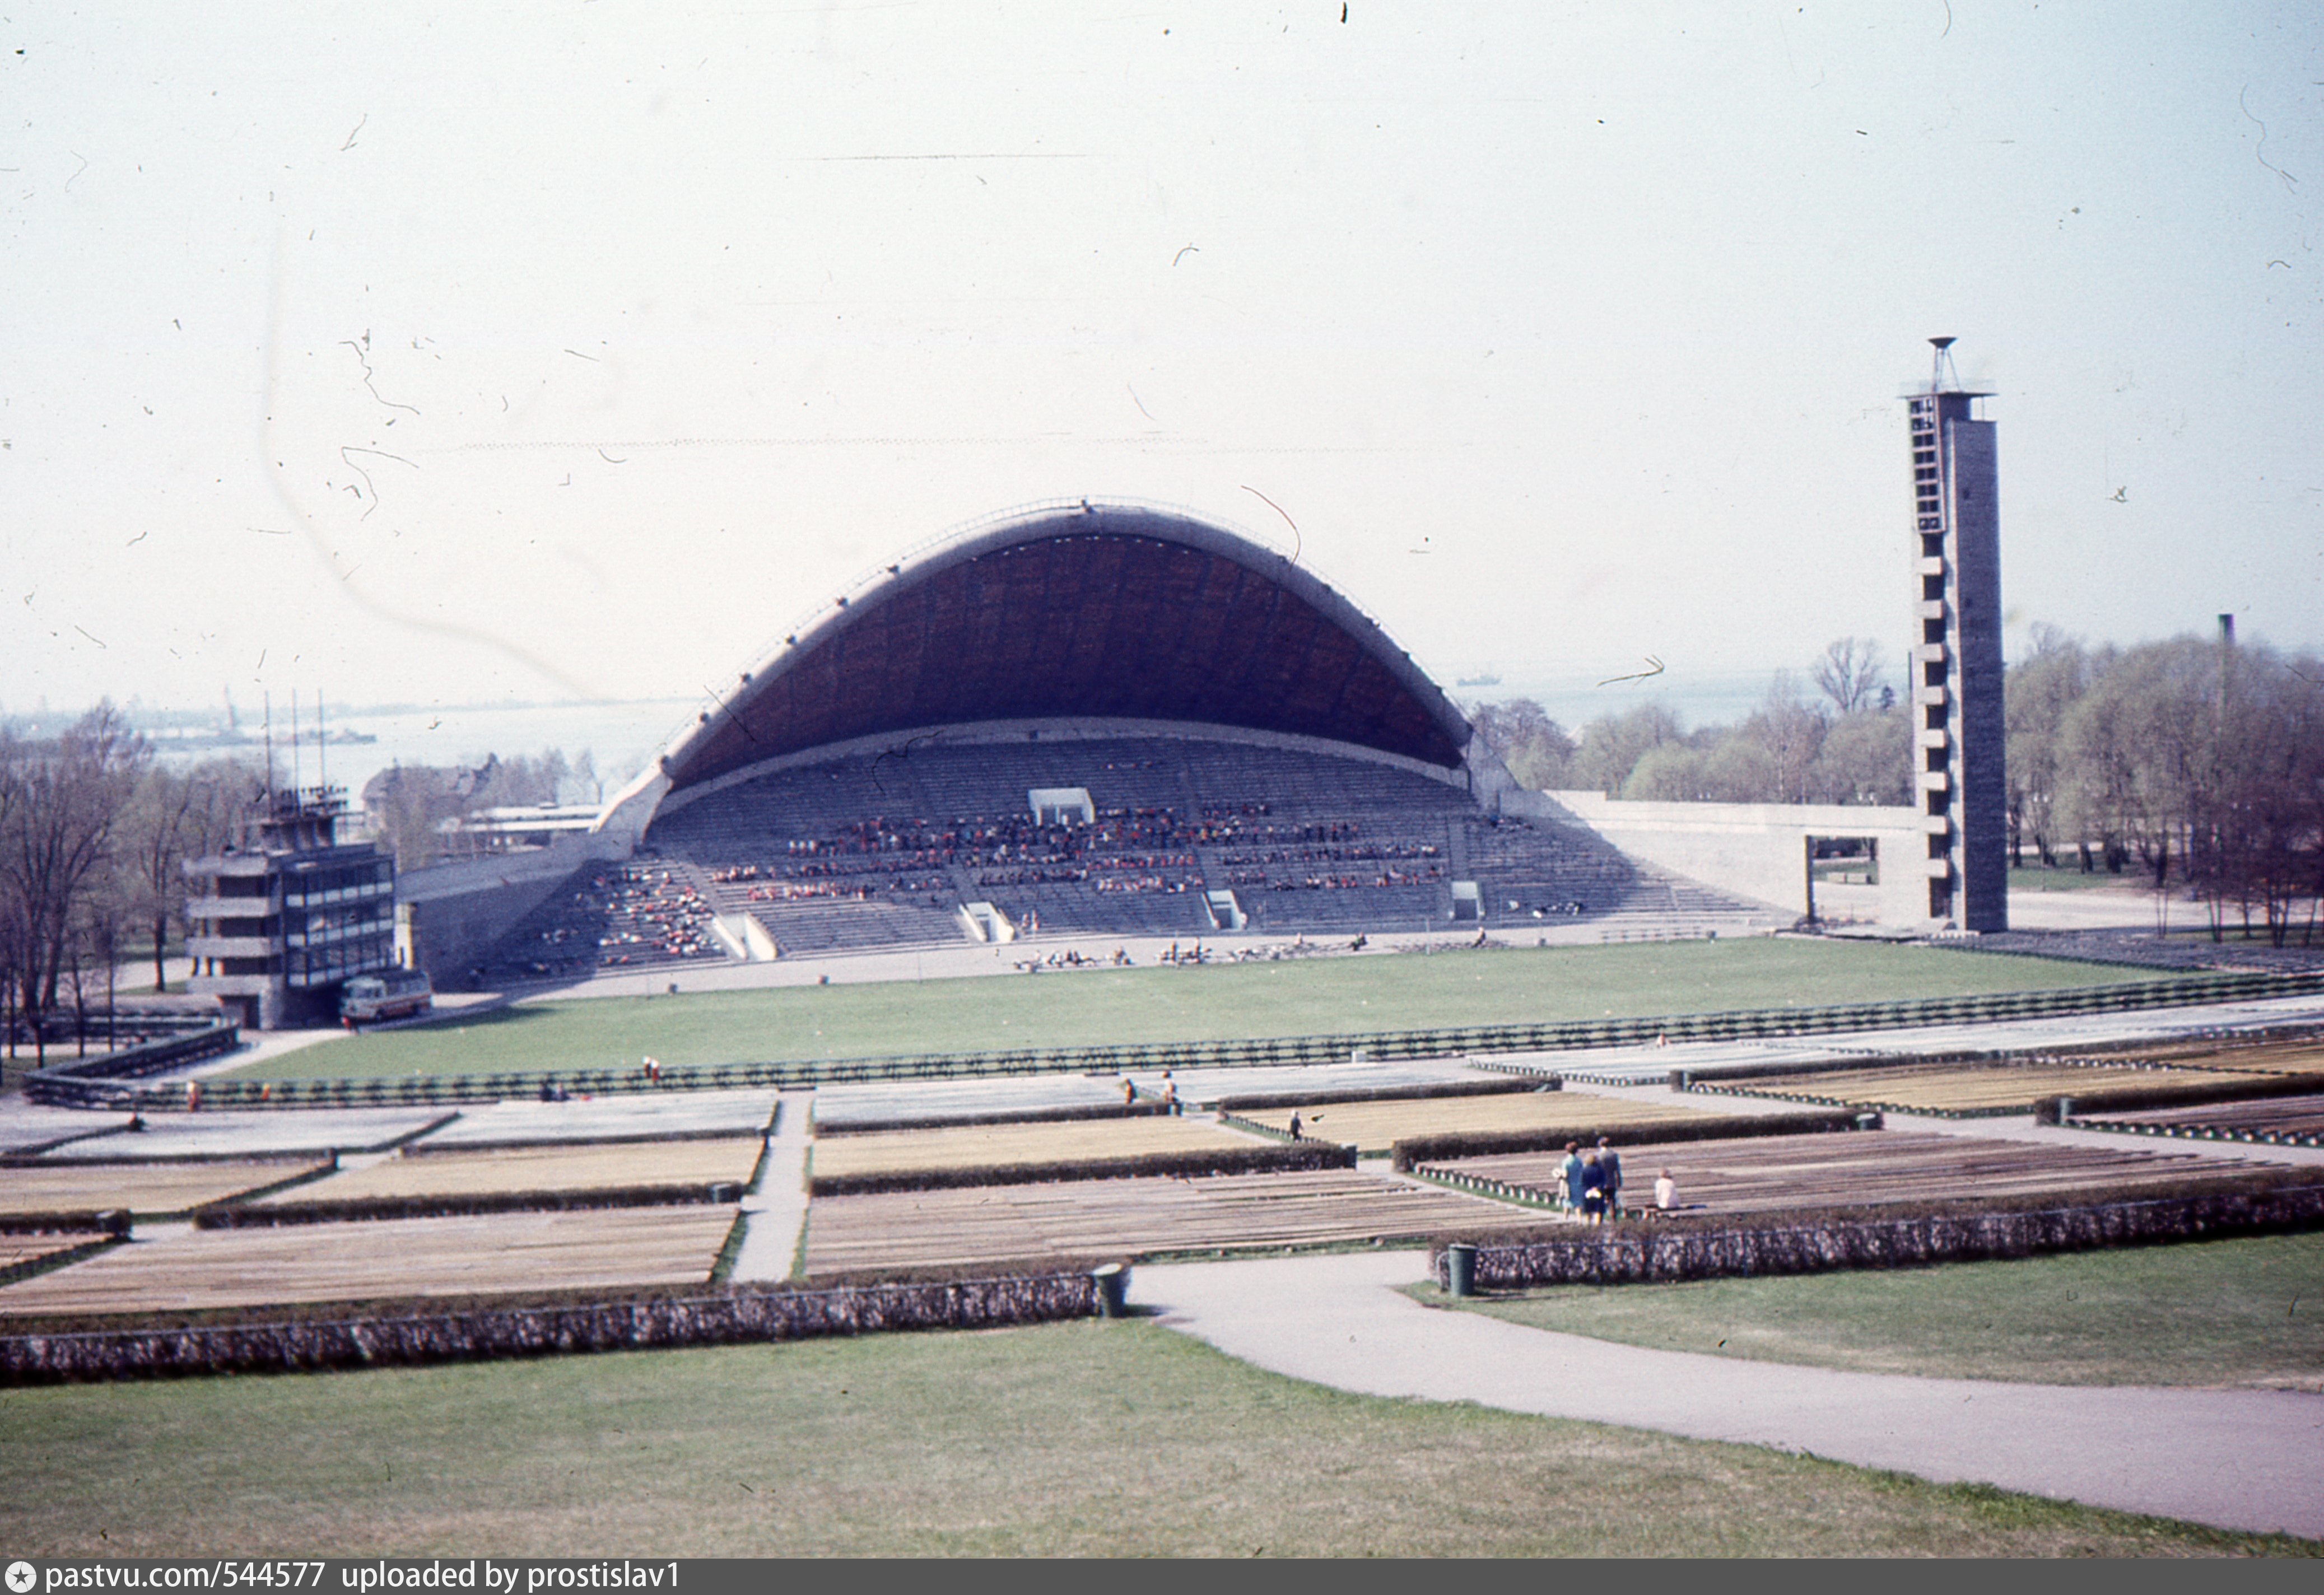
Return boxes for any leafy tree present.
[1571,704,1685,796]
[1467,699,1575,791]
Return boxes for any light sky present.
[6,3,2320,726]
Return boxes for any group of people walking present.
[1558,1138,1622,1223]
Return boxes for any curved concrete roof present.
[655,502,1473,795]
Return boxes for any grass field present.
[0,1318,2307,1556]
[1239,1092,1713,1154]
[808,1116,1256,1179]
[1445,1233,2324,1390]
[226,940,2155,1083]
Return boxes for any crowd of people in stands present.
[477,862,722,983]
[702,805,1212,907]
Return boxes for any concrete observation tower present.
[1907,337,2006,932]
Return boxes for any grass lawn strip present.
[0,1319,2309,1556]
[1707,1061,2275,1114]
[257,1138,766,1205]
[1438,1130,2233,1217]
[1235,1092,1715,1154]
[803,1169,1568,1274]
[223,940,2155,1083]
[0,1207,736,1317]
[1443,1231,2324,1391]
[0,1161,334,1220]
[805,1115,1260,1180]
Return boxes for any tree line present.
[2005,627,2323,944]
[1472,629,2324,945]
[0,705,262,1064]
[362,748,602,871]
[1,707,611,1065]
[1470,637,1913,809]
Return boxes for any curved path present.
[1130,1250,2324,1540]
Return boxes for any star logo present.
[6,1561,36,1594]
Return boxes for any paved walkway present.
[727,1090,812,1282]
[1131,1249,2324,1540]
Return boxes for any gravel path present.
[1131,1249,2324,1540]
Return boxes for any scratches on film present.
[1239,486,1301,566]
[2241,86,2298,193]
[338,446,417,520]
[1599,656,1666,687]
[341,335,421,417]
[262,223,596,697]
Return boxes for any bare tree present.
[0,705,147,1062]
[122,757,261,992]
[1811,637,1888,716]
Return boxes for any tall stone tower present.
[1906,338,2007,931]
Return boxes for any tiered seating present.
[1460,813,1638,920]
[472,860,726,985]
[626,734,1740,952]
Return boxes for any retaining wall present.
[0,1273,1098,1383]
[1436,1183,2324,1290]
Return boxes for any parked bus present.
[339,969,434,1027]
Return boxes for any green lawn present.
[1441,1233,2324,1389]
[0,1319,2306,1556]
[2009,866,2151,894]
[229,939,2153,1082]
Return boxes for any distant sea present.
[142,698,698,800]
[131,665,1811,800]
[1446,665,1820,735]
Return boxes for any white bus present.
[339,969,434,1027]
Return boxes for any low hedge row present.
[0,1273,1101,1383]
[402,1124,775,1155]
[1435,1177,2324,1290]
[812,1100,1167,1137]
[193,1182,747,1228]
[1212,1078,1549,1113]
[1389,1108,1869,1171]
[2037,1072,2324,1124]
[0,1210,132,1237]
[0,1234,125,1289]
[809,1140,1356,1197]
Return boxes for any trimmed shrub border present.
[2070,1108,2324,1151]
[1213,1109,1364,1148]
[2033,1073,2324,1125]
[82,967,2324,1112]
[1388,1108,1870,1172]
[1685,1081,2033,1120]
[812,1101,1167,1137]
[808,1140,1356,1197]
[0,1210,133,1237]
[0,1272,1101,1384]
[0,1233,126,1289]
[402,1125,776,1155]
[1431,1181,2324,1290]
[1212,1078,1550,1113]
[193,1183,747,1228]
